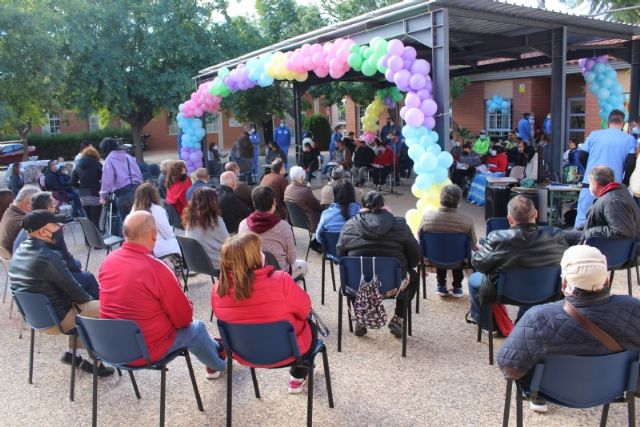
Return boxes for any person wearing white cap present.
[284,166,323,252]
[498,245,640,413]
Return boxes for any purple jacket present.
[99,150,142,198]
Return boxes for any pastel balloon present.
[387,55,404,72]
[409,73,426,91]
[405,108,425,127]
[415,174,433,190]
[387,39,405,56]
[432,166,448,183]
[438,151,453,168]
[405,92,421,108]
[420,99,438,117]
[419,152,438,172]
[401,46,417,61]
[407,144,425,160]
[393,69,411,88]
[411,59,430,76]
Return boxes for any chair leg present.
[300,277,307,292]
[477,305,483,343]
[70,334,78,402]
[337,291,343,353]
[321,258,326,305]
[503,379,512,427]
[226,354,233,427]
[627,268,633,297]
[129,371,141,399]
[610,270,615,284]
[184,352,204,411]
[321,346,334,408]
[407,300,413,337]
[307,360,314,427]
[402,299,408,357]
[160,365,167,427]
[346,298,353,333]
[183,269,189,292]
[305,242,311,261]
[421,263,427,300]
[515,383,523,427]
[85,247,92,271]
[330,261,336,292]
[28,328,35,384]
[2,271,7,303]
[9,296,14,319]
[628,391,636,427]
[250,368,260,398]
[92,355,99,427]
[489,306,494,365]
[600,403,610,427]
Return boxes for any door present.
[566,97,585,144]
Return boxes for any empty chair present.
[478,266,562,365]
[217,320,334,427]
[338,256,413,357]
[486,217,510,235]
[12,291,79,401]
[76,217,124,270]
[285,201,313,261]
[76,316,203,427]
[320,231,341,305]
[585,237,638,296]
[164,203,183,230]
[502,351,639,426]
[176,235,218,292]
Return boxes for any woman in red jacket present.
[485,144,508,174]
[211,232,315,394]
[165,160,191,216]
[371,138,395,190]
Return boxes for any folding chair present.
[76,217,123,270]
[217,320,334,427]
[319,231,341,305]
[486,217,510,235]
[478,266,561,365]
[0,253,15,318]
[285,201,313,261]
[76,316,203,427]
[164,203,183,230]
[338,256,413,357]
[12,291,79,401]
[503,351,639,426]
[175,235,218,292]
[585,237,638,297]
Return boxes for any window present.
[485,99,512,138]
[168,119,179,135]
[206,113,220,133]
[567,98,585,144]
[337,102,346,123]
[356,105,366,134]
[42,113,61,135]
[88,114,100,132]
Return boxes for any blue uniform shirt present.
[581,127,636,184]
[274,126,291,152]
[518,118,531,143]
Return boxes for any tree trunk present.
[19,118,32,161]
[127,112,153,162]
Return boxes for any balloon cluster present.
[287,38,356,80]
[180,81,222,118]
[485,95,511,114]
[360,96,387,142]
[376,87,403,109]
[177,115,205,172]
[405,180,452,233]
[580,55,628,126]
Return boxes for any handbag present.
[563,300,623,352]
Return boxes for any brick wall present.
[451,81,485,134]
[585,92,602,135]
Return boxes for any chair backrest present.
[339,256,402,295]
[176,235,217,276]
[509,166,525,180]
[263,251,281,270]
[496,265,562,304]
[420,232,471,268]
[148,163,161,180]
[76,217,106,249]
[164,203,183,230]
[217,320,301,366]
[585,237,636,270]
[530,351,639,408]
[12,291,60,330]
[486,217,510,234]
[285,201,310,231]
[76,316,151,367]
[321,231,341,259]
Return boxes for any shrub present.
[303,114,332,151]
[26,129,131,160]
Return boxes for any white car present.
[5,159,50,187]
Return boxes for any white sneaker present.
[205,367,222,379]
[288,375,306,394]
[530,399,548,413]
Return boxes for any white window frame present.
[206,113,221,133]
[567,97,585,144]
[88,114,100,132]
[168,119,179,135]
[485,99,512,137]
[43,113,61,135]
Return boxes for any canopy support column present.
[629,39,640,121]
[293,82,304,166]
[431,8,450,151]
[550,26,567,179]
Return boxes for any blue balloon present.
[402,125,417,139]
[432,166,448,183]
[584,72,596,83]
[429,130,439,144]
[438,151,454,169]
[593,63,606,74]
[419,134,433,147]
[419,152,438,172]
[408,144,425,161]
[415,173,433,190]
[598,88,610,100]
[426,144,441,155]
[404,137,418,147]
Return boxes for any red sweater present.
[486,153,508,173]
[211,265,312,367]
[165,179,191,216]
[98,242,193,366]
[373,146,395,166]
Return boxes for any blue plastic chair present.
[320,231,341,305]
[486,217,510,235]
[503,351,639,426]
[75,316,203,427]
[586,237,638,297]
[12,291,79,402]
[478,266,562,365]
[419,232,472,313]
[338,256,413,357]
[176,235,218,292]
[217,320,334,427]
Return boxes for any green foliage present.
[303,114,332,150]
[28,129,131,160]
[563,0,640,23]
[308,82,376,107]
[450,77,472,100]
[322,0,399,22]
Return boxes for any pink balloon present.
[315,67,329,78]
[301,44,312,55]
[312,52,325,67]
[329,68,342,79]
[405,108,425,127]
[312,43,323,54]
[399,105,408,119]
[409,73,426,91]
[393,69,411,89]
[387,39,405,56]
[323,42,332,54]
[421,99,438,117]
[411,59,430,76]
[424,116,436,130]
[303,57,313,70]
[402,46,417,61]
[405,92,421,108]
[337,47,349,61]
[387,55,404,72]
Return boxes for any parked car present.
[0,143,37,166]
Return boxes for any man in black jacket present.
[217,171,251,234]
[10,210,113,376]
[337,191,421,338]
[467,195,568,327]
[351,139,376,187]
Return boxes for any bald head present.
[220,171,237,189]
[123,211,157,250]
[194,167,209,182]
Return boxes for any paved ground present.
[0,159,636,426]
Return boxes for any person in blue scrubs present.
[273,120,291,168]
[517,113,532,144]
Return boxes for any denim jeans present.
[72,271,99,299]
[165,320,226,371]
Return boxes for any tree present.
[0,1,64,159]
[564,0,640,23]
[322,0,400,22]
[61,0,223,161]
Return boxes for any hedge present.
[302,114,332,151]
[24,129,132,160]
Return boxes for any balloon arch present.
[176,37,453,232]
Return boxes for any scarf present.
[599,181,620,196]
[246,211,281,234]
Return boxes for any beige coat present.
[284,182,322,232]
[629,154,640,196]
[320,180,363,207]
[418,206,478,247]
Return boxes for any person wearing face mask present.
[10,209,114,376]
[485,144,508,173]
[627,120,640,206]
[473,130,491,156]
[508,139,535,168]
[165,160,191,217]
[273,120,291,168]
[44,159,83,217]
[451,142,481,192]
[249,125,260,177]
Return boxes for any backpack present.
[349,257,387,329]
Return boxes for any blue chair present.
[486,217,510,234]
[12,291,79,401]
[217,320,334,427]
[585,237,638,297]
[285,201,314,261]
[320,231,341,306]
[338,256,413,357]
[502,351,639,426]
[478,266,562,365]
[75,316,203,427]
[419,232,472,313]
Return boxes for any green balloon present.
[347,52,363,69]
[370,37,383,48]
[362,60,376,77]
[219,67,230,78]
[375,40,388,55]
[376,58,387,74]
[350,43,360,53]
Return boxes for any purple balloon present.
[423,80,433,93]
[393,69,411,89]
[596,55,608,64]
[585,59,595,71]
[387,55,404,72]
[387,39,404,56]
[402,46,417,61]
[416,89,431,100]
[424,116,436,130]
[385,68,395,83]
[399,105,408,119]
[405,92,421,108]
[405,108,424,127]
[421,99,438,117]
[409,73,426,91]
[578,58,587,68]
[411,59,430,76]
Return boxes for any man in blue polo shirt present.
[575,110,637,227]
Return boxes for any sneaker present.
[354,324,367,337]
[436,286,450,296]
[451,287,464,298]
[465,310,478,325]
[60,351,83,367]
[288,375,306,394]
[530,398,548,413]
[387,316,403,338]
[80,359,115,377]
[205,367,222,379]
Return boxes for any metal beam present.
[630,39,640,121]
[449,30,552,61]
[451,55,553,77]
[292,83,304,165]
[550,27,567,179]
[431,8,450,152]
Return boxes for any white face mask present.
[632,127,639,136]
[490,149,497,156]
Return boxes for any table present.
[546,184,580,228]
